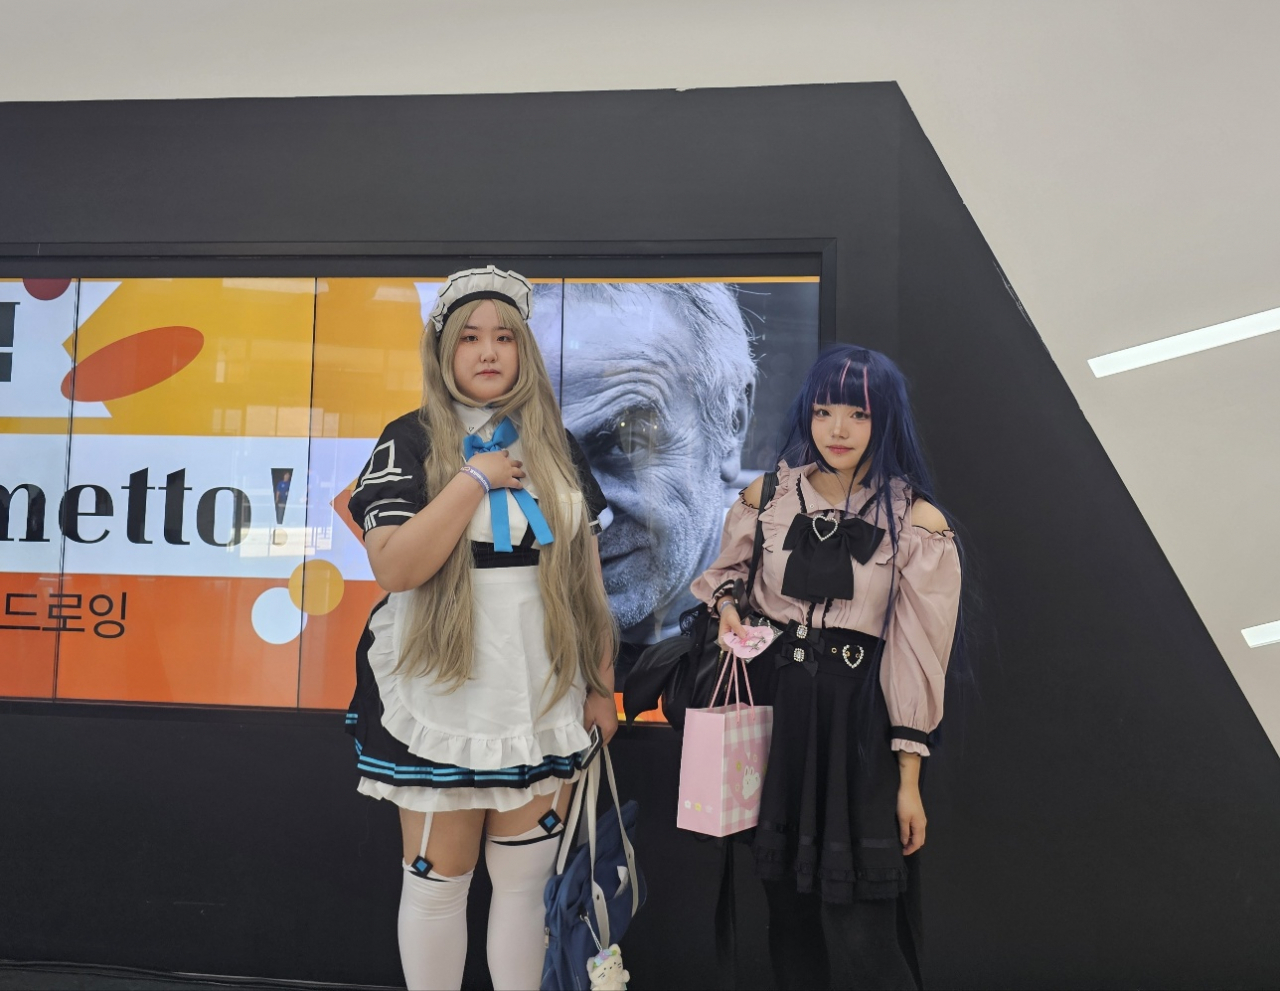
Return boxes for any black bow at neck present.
[780,511,886,603]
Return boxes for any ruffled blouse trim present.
[908,524,955,538]
[366,599,591,770]
[897,523,960,569]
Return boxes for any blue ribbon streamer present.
[461,418,555,552]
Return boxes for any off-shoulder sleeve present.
[347,412,429,535]
[565,429,609,534]
[881,527,962,756]
[690,498,758,606]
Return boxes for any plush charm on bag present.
[586,944,630,990]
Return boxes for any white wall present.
[5,0,1279,745]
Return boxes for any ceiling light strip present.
[1088,305,1280,378]
[1242,621,1280,649]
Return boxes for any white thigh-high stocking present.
[398,813,473,991]
[485,823,563,991]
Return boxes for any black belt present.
[764,618,881,677]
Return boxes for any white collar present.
[453,401,498,437]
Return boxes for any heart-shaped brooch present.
[811,515,839,542]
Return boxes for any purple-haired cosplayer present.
[691,344,964,989]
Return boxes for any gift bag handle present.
[708,650,756,710]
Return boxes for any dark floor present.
[0,972,230,990]
[0,964,396,991]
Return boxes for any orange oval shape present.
[23,278,72,301]
[62,326,204,402]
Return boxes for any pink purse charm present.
[721,624,777,660]
[676,650,773,837]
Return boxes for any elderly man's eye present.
[610,407,663,459]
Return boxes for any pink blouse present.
[690,463,962,756]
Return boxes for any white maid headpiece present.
[426,265,534,336]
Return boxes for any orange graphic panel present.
[67,277,317,437]
[0,573,63,698]
[54,574,302,707]
[1,278,76,696]
[297,579,386,710]
[53,278,318,706]
[310,277,428,438]
[298,278,435,708]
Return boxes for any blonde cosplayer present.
[395,297,617,706]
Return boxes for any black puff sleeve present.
[564,429,609,534]
[348,412,430,535]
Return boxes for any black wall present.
[1,83,1278,989]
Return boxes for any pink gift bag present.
[676,651,773,837]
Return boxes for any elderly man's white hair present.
[536,281,757,449]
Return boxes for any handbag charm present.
[586,941,630,989]
[721,624,777,659]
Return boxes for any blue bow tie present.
[461,418,555,553]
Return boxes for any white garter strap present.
[407,811,434,877]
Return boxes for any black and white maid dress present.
[345,403,608,813]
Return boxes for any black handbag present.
[623,472,778,729]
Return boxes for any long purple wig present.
[775,345,970,716]
[776,344,943,546]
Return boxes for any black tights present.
[762,879,917,990]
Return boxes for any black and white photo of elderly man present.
[533,282,757,647]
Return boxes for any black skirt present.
[745,619,908,904]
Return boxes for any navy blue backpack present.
[541,745,645,990]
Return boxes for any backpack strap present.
[742,470,779,604]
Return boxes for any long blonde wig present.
[396,298,617,707]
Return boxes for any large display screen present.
[0,276,818,711]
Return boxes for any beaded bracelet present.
[458,464,492,493]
